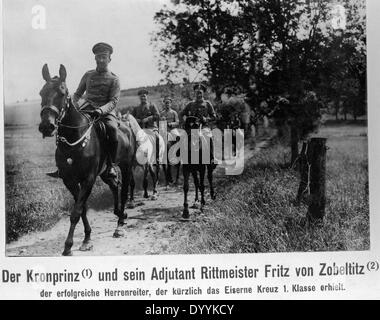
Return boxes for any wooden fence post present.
[290,125,299,167]
[307,137,327,221]
[296,141,309,204]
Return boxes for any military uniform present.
[182,96,216,163]
[73,69,120,115]
[73,42,120,176]
[131,103,160,130]
[160,108,179,129]
[182,99,216,127]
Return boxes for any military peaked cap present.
[163,95,173,102]
[137,89,149,96]
[92,42,113,55]
[193,83,207,92]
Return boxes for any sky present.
[2,0,170,104]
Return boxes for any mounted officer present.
[160,96,180,183]
[131,89,160,130]
[181,84,217,162]
[131,89,161,159]
[72,42,121,179]
[160,95,179,132]
[48,42,121,179]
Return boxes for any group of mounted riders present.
[38,42,227,255]
[46,42,219,184]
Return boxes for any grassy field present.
[4,93,167,126]
[171,121,369,253]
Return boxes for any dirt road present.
[6,137,271,257]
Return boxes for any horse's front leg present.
[182,166,190,219]
[163,164,173,188]
[143,164,149,198]
[63,175,96,256]
[208,164,216,200]
[191,170,200,209]
[155,162,161,187]
[149,164,158,200]
[174,163,181,185]
[100,170,124,238]
[79,204,93,251]
[128,166,136,207]
[199,166,206,209]
[120,164,130,218]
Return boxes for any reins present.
[55,94,100,148]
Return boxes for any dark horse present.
[38,64,136,256]
[182,116,216,219]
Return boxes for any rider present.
[132,89,160,130]
[160,95,180,132]
[48,42,120,179]
[71,42,120,178]
[181,84,217,162]
[160,96,180,181]
[131,89,161,160]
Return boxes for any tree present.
[318,0,366,120]
[238,0,331,164]
[151,0,251,101]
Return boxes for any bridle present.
[41,87,99,148]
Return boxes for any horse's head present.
[38,64,68,138]
[184,115,202,132]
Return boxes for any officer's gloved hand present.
[94,109,102,115]
[201,116,207,124]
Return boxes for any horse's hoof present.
[127,201,135,209]
[150,194,158,200]
[62,250,73,256]
[79,241,93,251]
[180,214,190,221]
[182,209,190,220]
[113,229,125,238]
[143,193,149,199]
[190,201,200,209]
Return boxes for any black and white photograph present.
[2,0,369,263]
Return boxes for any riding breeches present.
[102,114,118,164]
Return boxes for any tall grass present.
[172,123,369,253]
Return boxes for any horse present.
[134,128,165,200]
[182,116,216,219]
[161,129,181,187]
[225,113,242,156]
[38,64,136,256]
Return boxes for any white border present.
[0,0,379,300]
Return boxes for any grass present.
[171,122,369,253]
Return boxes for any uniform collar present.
[96,67,109,74]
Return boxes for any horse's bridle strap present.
[57,123,94,147]
[40,105,60,117]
